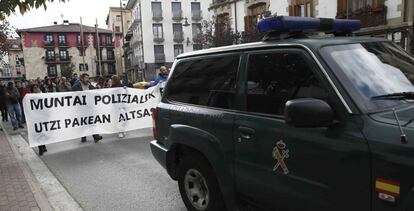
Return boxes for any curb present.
[1,123,83,211]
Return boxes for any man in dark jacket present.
[0,80,8,122]
[72,73,103,143]
[5,82,24,130]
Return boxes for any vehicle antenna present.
[392,109,408,144]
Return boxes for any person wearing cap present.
[72,73,103,143]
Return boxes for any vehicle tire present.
[177,154,226,211]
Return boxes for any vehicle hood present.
[369,105,414,129]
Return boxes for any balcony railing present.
[192,10,202,21]
[60,56,70,61]
[192,34,202,43]
[173,31,184,43]
[45,56,56,62]
[153,36,164,43]
[210,0,229,9]
[152,10,163,21]
[154,53,165,63]
[44,40,54,46]
[172,10,183,21]
[58,41,68,46]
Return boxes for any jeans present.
[0,104,7,122]
[7,103,22,129]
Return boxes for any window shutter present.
[289,5,294,16]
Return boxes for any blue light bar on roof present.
[257,16,361,34]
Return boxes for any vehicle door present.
[233,48,371,210]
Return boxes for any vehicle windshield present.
[320,41,414,112]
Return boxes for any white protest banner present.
[23,84,162,147]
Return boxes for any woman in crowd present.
[111,75,126,139]
[31,84,47,155]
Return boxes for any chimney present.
[53,21,58,25]
[63,20,69,25]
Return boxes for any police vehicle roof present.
[177,36,388,59]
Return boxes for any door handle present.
[238,126,255,140]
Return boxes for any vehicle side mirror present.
[285,98,334,128]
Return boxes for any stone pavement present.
[0,127,40,211]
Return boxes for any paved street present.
[22,129,186,211]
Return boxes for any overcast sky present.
[7,0,124,33]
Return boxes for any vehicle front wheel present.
[177,154,226,211]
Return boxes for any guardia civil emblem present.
[272,140,290,175]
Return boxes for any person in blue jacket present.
[146,66,169,88]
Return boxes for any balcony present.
[44,40,54,47]
[192,34,202,43]
[154,53,165,63]
[153,36,164,43]
[173,31,184,43]
[209,0,229,9]
[172,10,183,21]
[45,56,56,62]
[336,6,387,28]
[152,10,163,21]
[58,41,68,47]
[59,56,70,63]
[192,10,202,21]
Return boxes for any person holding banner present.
[5,82,24,130]
[30,84,47,155]
[72,73,103,143]
[145,66,169,88]
[110,75,126,139]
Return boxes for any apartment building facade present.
[209,0,413,53]
[3,38,25,79]
[17,22,123,80]
[126,0,212,82]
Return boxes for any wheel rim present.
[184,168,210,210]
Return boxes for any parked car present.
[150,16,414,211]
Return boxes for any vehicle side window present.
[166,55,239,109]
[246,52,328,116]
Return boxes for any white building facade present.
[210,0,412,52]
[126,0,212,81]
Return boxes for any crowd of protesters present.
[0,66,170,156]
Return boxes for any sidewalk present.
[0,126,40,211]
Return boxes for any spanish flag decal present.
[376,178,400,197]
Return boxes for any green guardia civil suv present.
[150,16,414,211]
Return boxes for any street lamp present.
[183,17,190,27]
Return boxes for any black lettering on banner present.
[103,114,111,123]
[102,95,111,104]
[30,99,43,110]
[65,119,71,128]
[131,95,139,104]
[73,118,80,127]
[95,96,102,105]
[73,96,83,106]
[88,116,94,124]
[136,110,143,118]
[129,110,137,119]
[81,116,87,125]
[122,94,128,103]
[119,113,125,122]
[94,115,102,124]
[44,98,53,108]
[64,96,72,106]
[55,97,64,107]
[34,122,42,133]
[34,120,62,133]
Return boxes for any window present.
[116,15,121,21]
[15,55,20,66]
[115,26,120,32]
[173,23,183,41]
[174,44,184,57]
[46,50,55,60]
[58,34,67,44]
[289,1,312,17]
[154,45,165,62]
[193,44,202,51]
[172,2,182,18]
[246,52,328,115]
[191,2,201,12]
[77,34,81,44]
[153,24,163,39]
[165,55,240,109]
[107,49,115,60]
[79,63,89,71]
[152,2,162,17]
[108,63,116,74]
[192,23,202,39]
[45,34,53,44]
[59,50,69,60]
[47,65,57,76]
[106,35,113,45]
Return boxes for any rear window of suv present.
[165,55,240,109]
